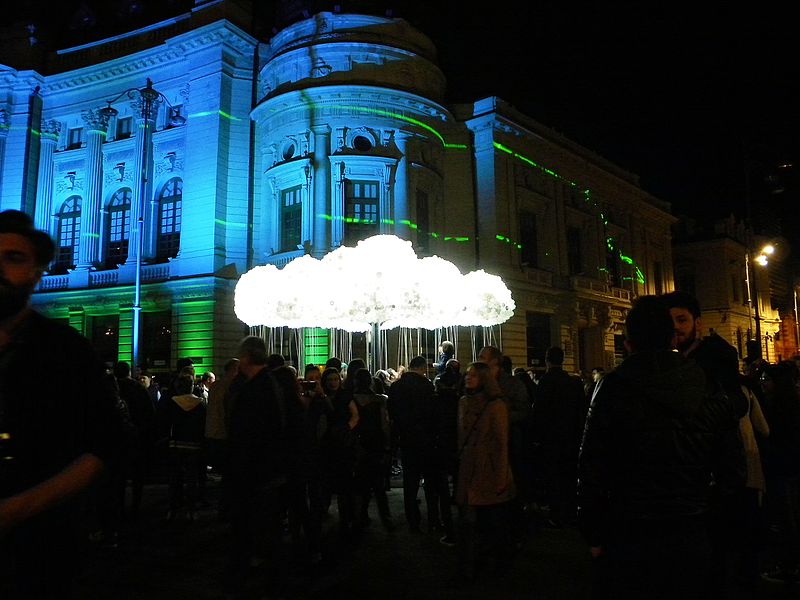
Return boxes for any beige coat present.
[739,385,770,493]
[455,393,515,507]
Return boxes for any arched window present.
[157,178,182,260]
[105,188,132,268]
[53,196,81,273]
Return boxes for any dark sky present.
[4,1,799,227]
[410,3,800,226]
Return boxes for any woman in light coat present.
[454,361,515,582]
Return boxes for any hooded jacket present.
[166,393,206,451]
[577,349,738,547]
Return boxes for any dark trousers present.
[287,473,327,555]
[708,486,765,598]
[226,480,288,596]
[400,447,437,529]
[1,509,80,599]
[356,455,392,525]
[168,447,202,511]
[593,518,712,600]
[456,502,513,580]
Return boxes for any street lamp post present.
[99,79,184,370]
[745,241,775,361]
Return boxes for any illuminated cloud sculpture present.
[234,235,515,332]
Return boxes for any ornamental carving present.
[81,108,112,132]
[41,119,62,139]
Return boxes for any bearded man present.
[0,210,122,599]
[662,290,751,596]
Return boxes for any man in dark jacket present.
[0,210,123,599]
[529,346,584,526]
[662,290,750,594]
[387,355,439,532]
[224,335,289,599]
[578,295,738,599]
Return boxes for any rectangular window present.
[653,261,663,295]
[344,180,379,245]
[116,117,132,140]
[526,312,551,368]
[676,270,696,298]
[143,311,172,370]
[90,314,119,368]
[416,190,430,254]
[109,209,129,243]
[567,226,582,275]
[167,105,184,128]
[280,186,302,251]
[67,127,83,149]
[519,211,538,267]
[731,273,739,302]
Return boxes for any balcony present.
[264,249,305,269]
[524,267,554,287]
[36,262,172,292]
[570,275,632,303]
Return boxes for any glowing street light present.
[746,241,779,359]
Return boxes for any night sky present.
[3,1,799,231]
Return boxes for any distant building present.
[672,214,793,364]
[0,1,675,375]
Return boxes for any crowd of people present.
[1,208,799,599]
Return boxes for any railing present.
[525,267,553,287]
[570,275,633,303]
[89,270,119,287]
[265,249,305,269]
[571,275,610,295]
[37,262,172,292]
[37,274,69,291]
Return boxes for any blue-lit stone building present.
[0,1,675,376]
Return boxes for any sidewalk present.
[72,473,792,600]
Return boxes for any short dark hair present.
[0,210,55,268]
[661,290,701,319]
[304,363,321,378]
[409,355,428,370]
[440,341,454,354]
[625,295,675,351]
[267,353,285,369]
[545,347,564,365]
[176,357,194,371]
[113,360,131,379]
[353,368,373,392]
[325,357,343,371]
[174,374,195,395]
[239,335,268,366]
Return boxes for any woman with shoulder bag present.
[453,361,515,584]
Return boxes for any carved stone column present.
[394,131,411,240]
[76,109,111,269]
[312,125,330,256]
[34,119,62,237]
[0,109,8,202]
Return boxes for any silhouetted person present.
[0,210,122,599]
[579,295,738,600]
[530,346,583,527]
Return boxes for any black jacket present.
[577,350,738,547]
[387,371,435,450]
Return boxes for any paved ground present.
[69,473,796,600]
